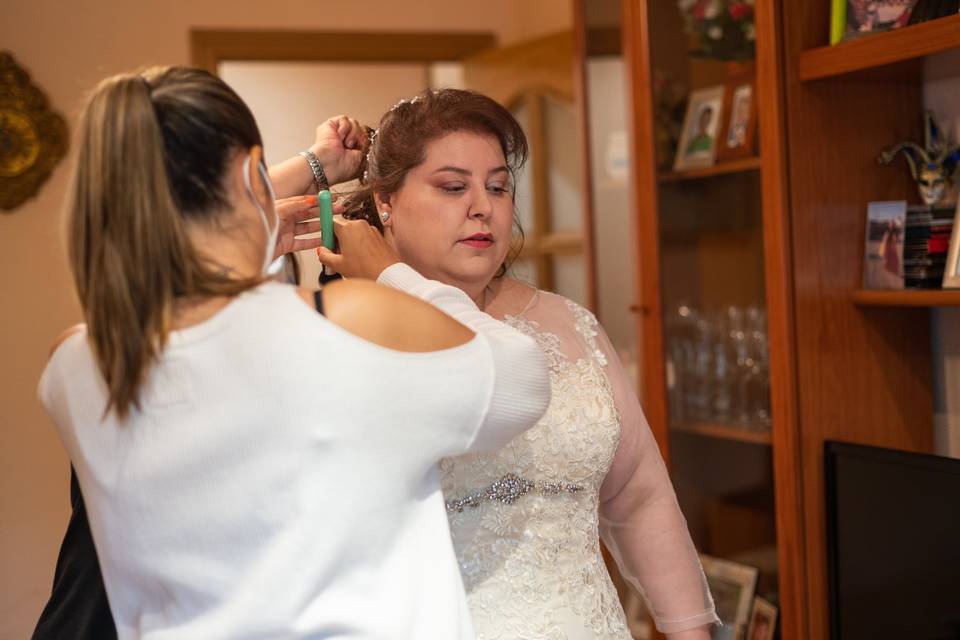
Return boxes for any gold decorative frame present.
[0,51,68,211]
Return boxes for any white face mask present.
[242,154,280,275]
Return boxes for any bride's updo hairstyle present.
[343,88,529,234]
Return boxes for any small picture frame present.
[746,596,778,640]
[700,555,759,640]
[717,73,757,162]
[674,86,725,171]
[862,200,907,290]
[943,200,960,289]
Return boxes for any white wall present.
[587,58,637,370]
[0,1,570,636]
[924,49,960,458]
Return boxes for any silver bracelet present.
[298,150,330,192]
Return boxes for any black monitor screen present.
[825,441,960,640]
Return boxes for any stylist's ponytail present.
[67,67,263,419]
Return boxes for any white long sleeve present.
[377,262,551,452]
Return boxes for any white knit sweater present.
[39,265,549,639]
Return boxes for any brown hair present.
[342,89,528,270]
[67,66,265,419]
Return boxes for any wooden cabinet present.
[578,2,960,639]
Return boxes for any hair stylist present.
[35,66,549,640]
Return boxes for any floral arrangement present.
[677,0,756,61]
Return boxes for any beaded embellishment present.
[445,473,584,513]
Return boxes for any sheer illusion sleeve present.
[594,324,719,635]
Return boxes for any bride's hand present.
[316,217,399,280]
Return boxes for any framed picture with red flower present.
[843,0,919,40]
[716,69,757,162]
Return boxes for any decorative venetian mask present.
[917,164,947,207]
[879,111,960,208]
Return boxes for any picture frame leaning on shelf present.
[699,554,759,640]
[745,596,778,640]
[717,69,757,162]
[674,85,725,171]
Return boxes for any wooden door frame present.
[190,29,497,73]
[572,1,600,313]
[754,1,807,639]
[621,1,807,638]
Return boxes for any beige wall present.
[0,1,570,636]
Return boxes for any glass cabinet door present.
[648,0,780,628]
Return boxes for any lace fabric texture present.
[441,285,718,639]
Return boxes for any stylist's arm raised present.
[269,115,368,198]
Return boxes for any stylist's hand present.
[271,195,344,260]
[310,116,368,185]
[316,217,400,280]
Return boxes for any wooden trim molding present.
[754,1,808,639]
[623,0,670,461]
[190,29,497,72]
[573,0,600,313]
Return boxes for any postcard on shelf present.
[863,201,906,290]
[700,555,759,640]
[674,86,725,172]
[943,200,960,288]
[843,0,918,40]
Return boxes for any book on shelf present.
[904,204,956,288]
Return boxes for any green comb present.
[318,190,335,251]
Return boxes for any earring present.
[380,211,391,223]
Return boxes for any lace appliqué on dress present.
[441,295,632,640]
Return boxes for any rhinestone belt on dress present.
[445,473,584,513]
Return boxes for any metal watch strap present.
[298,150,329,191]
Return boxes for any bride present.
[325,88,719,639]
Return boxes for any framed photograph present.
[746,597,778,640]
[844,0,918,39]
[717,73,757,162]
[863,200,906,290]
[943,200,960,289]
[674,86,725,171]
[700,555,759,640]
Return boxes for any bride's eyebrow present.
[432,166,471,176]
[430,166,510,176]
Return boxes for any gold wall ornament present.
[0,51,68,211]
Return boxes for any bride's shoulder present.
[499,279,595,323]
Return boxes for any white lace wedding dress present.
[440,283,718,639]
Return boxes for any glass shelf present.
[672,420,772,446]
[658,157,761,183]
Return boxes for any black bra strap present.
[313,290,325,317]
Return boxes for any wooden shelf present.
[658,157,761,183]
[799,14,960,82]
[852,289,960,307]
[671,420,772,445]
